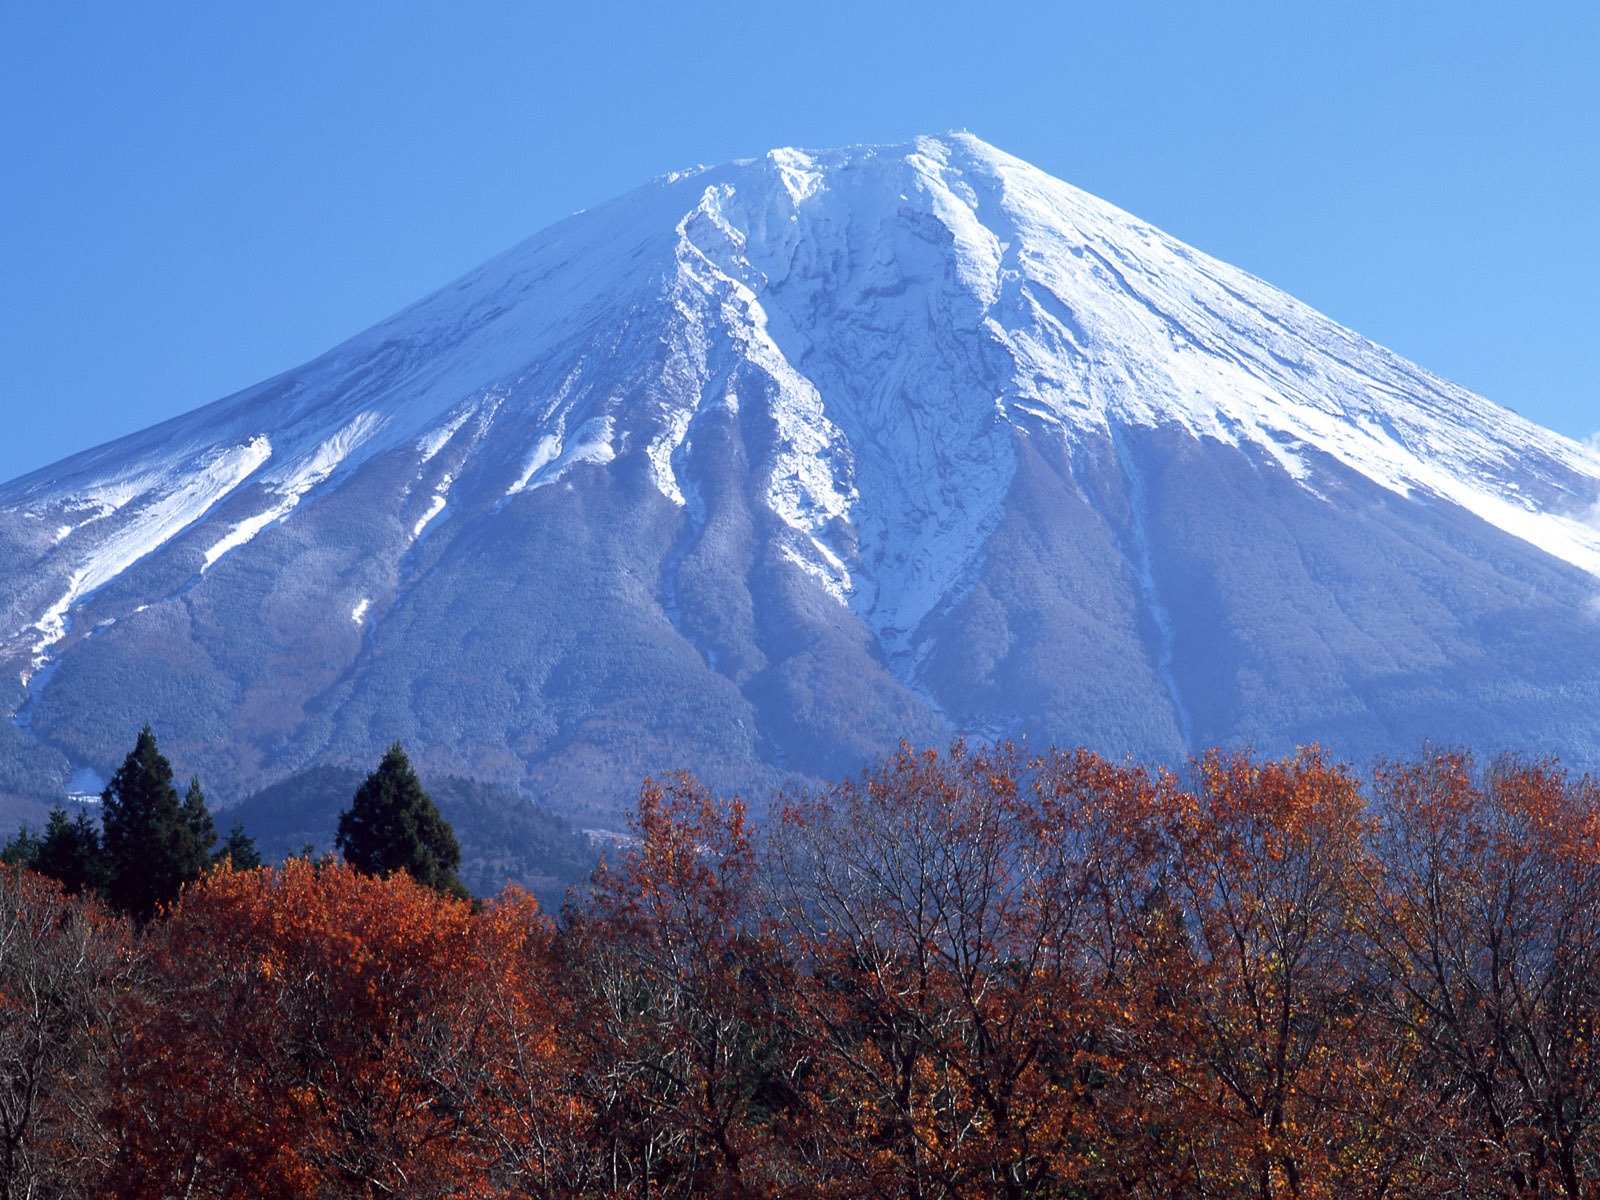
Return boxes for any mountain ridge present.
[4,133,1599,816]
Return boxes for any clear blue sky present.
[3,2,1596,485]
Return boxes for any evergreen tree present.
[101,726,215,921]
[216,821,263,870]
[34,806,109,896]
[1,823,40,868]
[336,744,465,897]
[182,776,218,861]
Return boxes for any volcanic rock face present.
[4,134,1599,818]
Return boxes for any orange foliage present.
[1363,751,1600,1198]
[107,859,578,1199]
[769,742,1144,1198]
[12,743,1600,1199]
[564,773,802,1198]
[1094,748,1393,1198]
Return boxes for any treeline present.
[4,741,1600,1198]
[3,730,462,920]
[2,725,261,921]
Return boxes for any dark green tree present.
[100,726,215,921]
[215,821,263,870]
[336,744,465,897]
[33,806,109,896]
[0,824,40,868]
[182,777,218,860]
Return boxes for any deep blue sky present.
[3,2,1596,485]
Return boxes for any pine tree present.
[336,744,465,897]
[182,776,218,861]
[34,806,109,896]
[215,821,263,870]
[0,823,40,867]
[101,726,215,921]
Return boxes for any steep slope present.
[3,134,1599,816]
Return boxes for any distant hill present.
[224,765,599,909]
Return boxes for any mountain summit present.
[4,134,1600,815]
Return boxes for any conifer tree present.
[182,776,218,861]
[100,726,215,921]
[34,806,109,897]
[336,743,465,897]
[0,823,40,867]
[215,821,263,870]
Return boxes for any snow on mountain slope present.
[8,133,1598,652]
[3,133,1599,811]
[732,135,1600,593]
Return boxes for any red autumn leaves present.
[5,742,1600,1198]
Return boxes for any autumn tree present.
[1103,748,1394,1199]
[1360,751,1600,1198]
[100,726,215,921]
[564,773,800,1199]
[108,859,571,1198]
[0,867,138,1200]
[336,743,465,897]
[1029,745,1188,1196]
[13,736,1600,1197]
[766,742,1140,1199]
[458,887,591,1199]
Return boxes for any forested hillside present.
[4,741,1600,1198]
[224,764,598,907]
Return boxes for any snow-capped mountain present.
[4,133,1599,816]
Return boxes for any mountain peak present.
[8,134,1599,651]
[5,137,1600,811]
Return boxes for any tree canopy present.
[7,742,1600,1196]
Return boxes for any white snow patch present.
[647,408,694,507]
[281,411,383,487]
[415,407,475,464]
[28,436,273,667]
[412,473,452,538]
[921,134,1600,586]
[508,418,616,494]
[672,184,857,597]
[201,414,381,570]
[28,584,79,671]
[79,473,173,517]
[779,543,854,605]
[557,418,617,472]
[508,433,564,496]
[767,147,824,206]
[908,140,1004,306]
[201,507,281,570]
